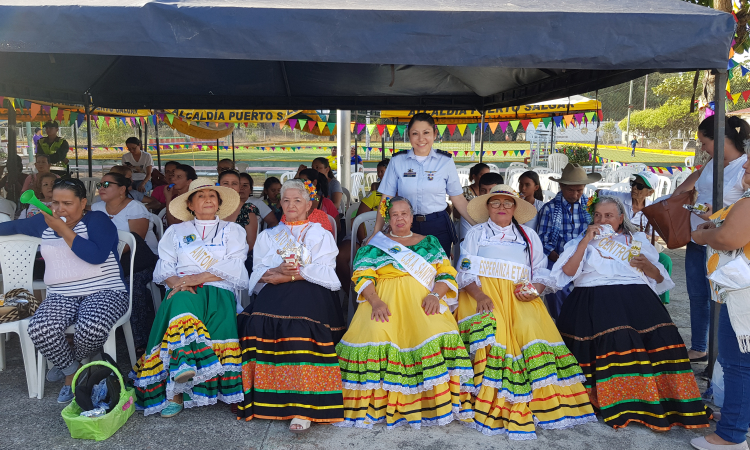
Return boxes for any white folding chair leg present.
[36,352,46,399]
[17,322,38,398]
[147,282,162,312]
[0,333,5,371]
[122,321,136,367]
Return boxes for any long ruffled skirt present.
[130,285,243,416]
[557,284,710,431]
[237,281,346,423]
[455,277,596,440]
[336,274,474,429]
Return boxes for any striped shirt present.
[0,211,126,297]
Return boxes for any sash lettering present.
[267,223,312,265]
[460,254,530,282]
[369,232,436,291]
[593,237,649,283]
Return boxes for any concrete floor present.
[0,248,747,450]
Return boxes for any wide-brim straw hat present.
[467,184,538,225]
[169,177,240,222]
[550,163,602,185]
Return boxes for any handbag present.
[642,189,696,249]
[0,289,40,324]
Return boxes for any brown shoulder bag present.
[641,189,696,249]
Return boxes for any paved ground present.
[0,248,746,450]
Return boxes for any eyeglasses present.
[96,181,121,189]
[488,199,515,209]
[629,180,647,190]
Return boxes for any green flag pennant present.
[366,124,377,135]
[475,151,479,155]
[509,120,520,132]
[396,124,407,136]
[166,114,175,124]
[97,116,105,128]
[436,124,447,136]
[298,119,308,130]
[327,122,336,133]
[50,107,59,120]
[728,70,735,80]
[467,123,478,135]
[69,112,78,124]
[514,150,520,156]
[585,112,595,122]
[542,117,551,128]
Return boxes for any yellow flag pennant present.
[732,92,742,104]
[387,124,396,136]
[318,121,327,132]
[530,118,542,128]
[456,124,467,136]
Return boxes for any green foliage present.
[601,121,618,144]
[559,145,592,165]
[652,72,697,104]
[617,98,698,145]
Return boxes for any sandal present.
[289,418,311,433]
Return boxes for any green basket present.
[60,360,135,441]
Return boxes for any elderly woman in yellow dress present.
[130,178,249,418]
[237,179,346,433]
[454,185,595,439]
[336,196,473,429]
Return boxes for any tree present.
[618,99,698,148]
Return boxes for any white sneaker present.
[691,436,749,450]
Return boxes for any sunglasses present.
[488,199,515,209]
[96,181,121,189]
[629,180,648,190]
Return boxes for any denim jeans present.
[685,242,711,352]
[716,303,750,444]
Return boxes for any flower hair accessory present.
[586,191,599,220]
[379,197,392,221]
[302,180,317,200]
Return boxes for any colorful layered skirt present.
[557,284,710,430]
[455,277,596,439]
[336,273,474,429]
[237,280,346,423]
[130,285,243,416]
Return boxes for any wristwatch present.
[428,291,440,299]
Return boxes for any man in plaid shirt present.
[536,164,600,320]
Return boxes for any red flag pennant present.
[503,151,508,156]
[742,91,750,102]
[308,120,316,131]
[519,119,530,130]
[447,124,456,136]
[597,110,603,121]
[464,151,469,156]
[376,124,386,135]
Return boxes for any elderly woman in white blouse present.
[236,179,345,433]
[454,185,595,439]
[550,195,709,432]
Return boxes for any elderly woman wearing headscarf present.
[550,195,710,432]
[454,185,595,439]
[236,179,346,433]
[130,178,249,418]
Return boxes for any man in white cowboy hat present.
[536,163,601,320]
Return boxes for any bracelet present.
[291,275,295,282]
[427,291,440,299]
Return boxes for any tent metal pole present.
[73,124,79,178]
[707,69,727,379]
[26,122,34,163]
[216,139,220,169]
[337,110,351,193]
[392,119,396,154]
[479,112,485,163]
[381,126,385,162]
[154,116,161,172]
[144,121,149,174]
[6,98,19,204]
[231,130,235,164]
[85,99,93,178]
[591,90,600,173]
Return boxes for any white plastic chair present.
[685,156,695,168]
[537,173,561,194]
[671,170,692,194]
[532,166,554,175]
[0,235,43,398]
[344,202,360,237]
[507,162,528,170]
[351,173,366,201]
[37,230,137,399]
[78,176,100,204]
[327,214,338,242]
[542,190,556,202]
[236,162,249,173]
[505,168,526,188]
[605,167,639,183]
[347,212,377,323]
[627,163,647,172]
[652,176,672,201]
[145,213,164,312]
[279,171,297,183]
[547,153,569,173]
[609,181,631,193]
[340,187,352,214]
[486,164,500,173]
[364,172,378,188]
[458,173,470,187]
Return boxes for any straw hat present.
[467,184,538,225]
[550,163,602,185]
[168,177,240,222]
